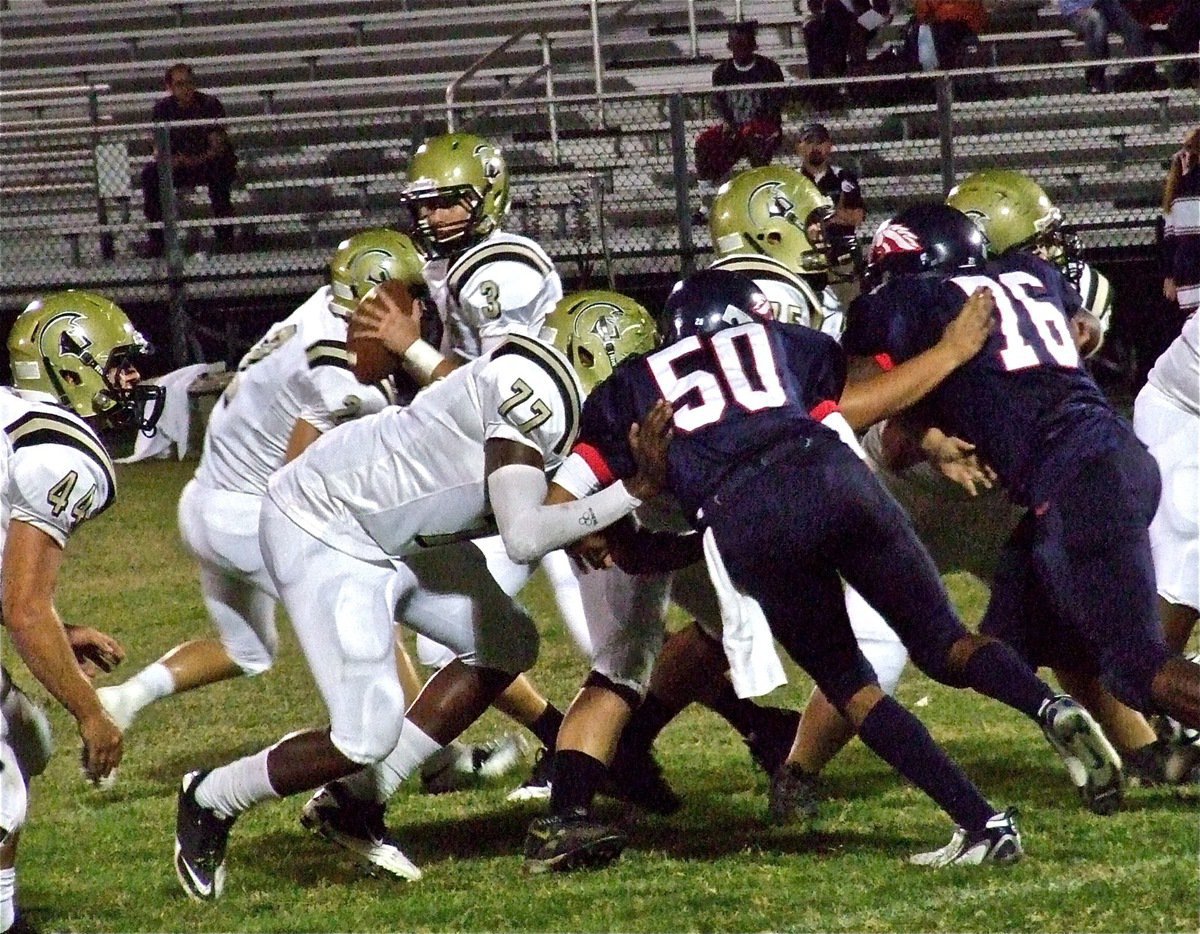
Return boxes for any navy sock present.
[705,682,767,738]
[621,694,680,754]
[530,705,565,752]
[549,749,607,817]
[857,695,995,832]
[961,640,1055,720]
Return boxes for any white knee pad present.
[577,566,671,696]
[0,742,27,843]
[1,683,53,781]
[845,585,909,694]
[415,633,456,670]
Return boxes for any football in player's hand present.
[347,280,412,384]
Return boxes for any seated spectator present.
[904,0,987,71]
[1056,0,1166,93]
[1128,0,1199,86]
[139,63,238,257]
[694,21,785,184]
[803,0,893,81]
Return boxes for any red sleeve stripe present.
[809,400,840,421]
[874,352,895,372]
[573,442,616,487]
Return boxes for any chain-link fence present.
[1,57,1192,364]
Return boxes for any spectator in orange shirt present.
[906,0,987,71]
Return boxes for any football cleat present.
[524,809,628,874]
[300,784,422,881]
[506,747,554,803]
[1038,694,1124,815]
[602,742,682,816]
[744,706,801,777]
[420,733,530,794]
[768,762,821,826]
[908,807,1023,868]
[174,770,236,901]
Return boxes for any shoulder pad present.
[4,408,116,514]
[449,238,554,301]
[305,339,352,371]
[490,335,582,456]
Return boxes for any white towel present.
[115,362,217,463]
[702,527,787,699]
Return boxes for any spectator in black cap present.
[694,21,786,184]
[797,122,864,283]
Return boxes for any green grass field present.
[13,458,1199,932]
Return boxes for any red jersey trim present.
[809,400,840,421]
[573,442,616,488]
[874,352,895,372]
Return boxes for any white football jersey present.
[195,286,393,496]
[423,230,562,361]
[1147,312,1199,417]
[1076,261,1113,337]
[705,253,836,334]
[0,388,115,556]
[267,333,582,562]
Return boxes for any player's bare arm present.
[354,279,457,384]
[1071,310,1104,358]
[284,417,322,463]
[840,287,995,430]
[2,520,123,783]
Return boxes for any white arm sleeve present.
[487,462,642,564]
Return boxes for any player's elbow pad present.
[488,463,642,564]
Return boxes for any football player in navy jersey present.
[527,267,1120,872]
[843,203,1200,744]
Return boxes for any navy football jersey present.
[844,252,1121,507]
[575,320,846,521]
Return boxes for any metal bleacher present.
[1,0,1194,349]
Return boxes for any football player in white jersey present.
[94,232,411,734]
[171,295,667,901]
[376,132,590,797]
[1133,311,1199,781]
[2,291,161,931]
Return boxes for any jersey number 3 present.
[954,271,1079,372]
[646,323,786,432]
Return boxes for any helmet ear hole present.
[577,346,596,369]
[61,370,83,386]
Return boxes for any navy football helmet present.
[660,268,773,345]
[864,203,987,288]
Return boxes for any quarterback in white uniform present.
[95,230,416,741]
[2,292,160,930]
[171,283,668,900]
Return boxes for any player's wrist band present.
[401,339,444,384]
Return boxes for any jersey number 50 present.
[647,323,786,432]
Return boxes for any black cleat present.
[524,809,628,873]
[602,742,682,816]
[908,807,1024,867]
[768,762,821,826]
[744,706,802,776]
[1038,694,1124,815]
[506,746,554,802]
[300,784,421,880]
[174,770,235,901]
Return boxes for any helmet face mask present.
[542,291,658,393]
[401,133,509,258]
[710,167,836,275]
[7,290,164,432]
[660,268,773,345]
[329,228,427,314]
[864,204,987,289]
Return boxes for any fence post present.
[935,75,955,196]
[153,123,193,367]
[669,94,695,277]
[88,88,117,261]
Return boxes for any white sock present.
[125,662,177,709]
[0,866,15,932]
[195,748,277,819]
[341,721,442,803]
